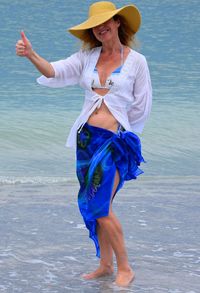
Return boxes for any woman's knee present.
[96,211,116,226]
[97,214,112,226]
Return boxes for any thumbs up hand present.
[15,31,55,77]
[16,31,33,58]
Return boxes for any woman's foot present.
[82,264,114,280]
[115,268,135,287]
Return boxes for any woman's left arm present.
[127,56,152,133]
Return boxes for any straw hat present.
[68,1,141,41]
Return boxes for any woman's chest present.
[79,49,138,104]
[80,63,136,95]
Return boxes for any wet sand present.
[0,176,199,292]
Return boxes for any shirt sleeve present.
[127,55,152,133]
[37,49,85,88]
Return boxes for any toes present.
[81,267,113,280]
[115,271,135,287]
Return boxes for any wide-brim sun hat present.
[68,1,141,41]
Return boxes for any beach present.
[0,177,199,292]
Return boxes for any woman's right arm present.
[16,31,55,78]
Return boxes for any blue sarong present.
[76,123,145,257]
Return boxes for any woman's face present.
[92,18,120,43]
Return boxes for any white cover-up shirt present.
[37,46,152,149]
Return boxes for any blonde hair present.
[81,15,138,49]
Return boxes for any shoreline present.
[0,174,200,185]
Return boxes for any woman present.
[16,1,152,287]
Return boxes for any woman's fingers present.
[16,40,25,46]
[16,31,33,57]
[16,41,25,50]
[16,40,25,56]
[17,48,26,54]
[16,49,26,57]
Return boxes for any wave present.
[0,176,77,186]
[0,175,199,186]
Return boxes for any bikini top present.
[91,45,124,90]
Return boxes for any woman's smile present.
[98,27,110,36]
[92,18,118,41]
[94,23,112,39]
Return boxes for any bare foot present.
[115,268,135,287]
[82,265,114,280]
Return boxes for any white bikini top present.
[91,45,124,90]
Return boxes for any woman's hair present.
[81,15,138,49]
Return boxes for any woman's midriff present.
[87,99,119,132]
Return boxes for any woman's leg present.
[82,171,120,280]
[83,170,135,286]
[82,223,114,279]
[99,210,135,286]
[97,170,135,286]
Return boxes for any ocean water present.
[0,0,200,292]
[0,179,200,292]
[0,0,199,181]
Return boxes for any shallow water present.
[0,177,199,292]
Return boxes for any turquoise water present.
[0,0,200,181]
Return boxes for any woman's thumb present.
[21,31,28,45]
